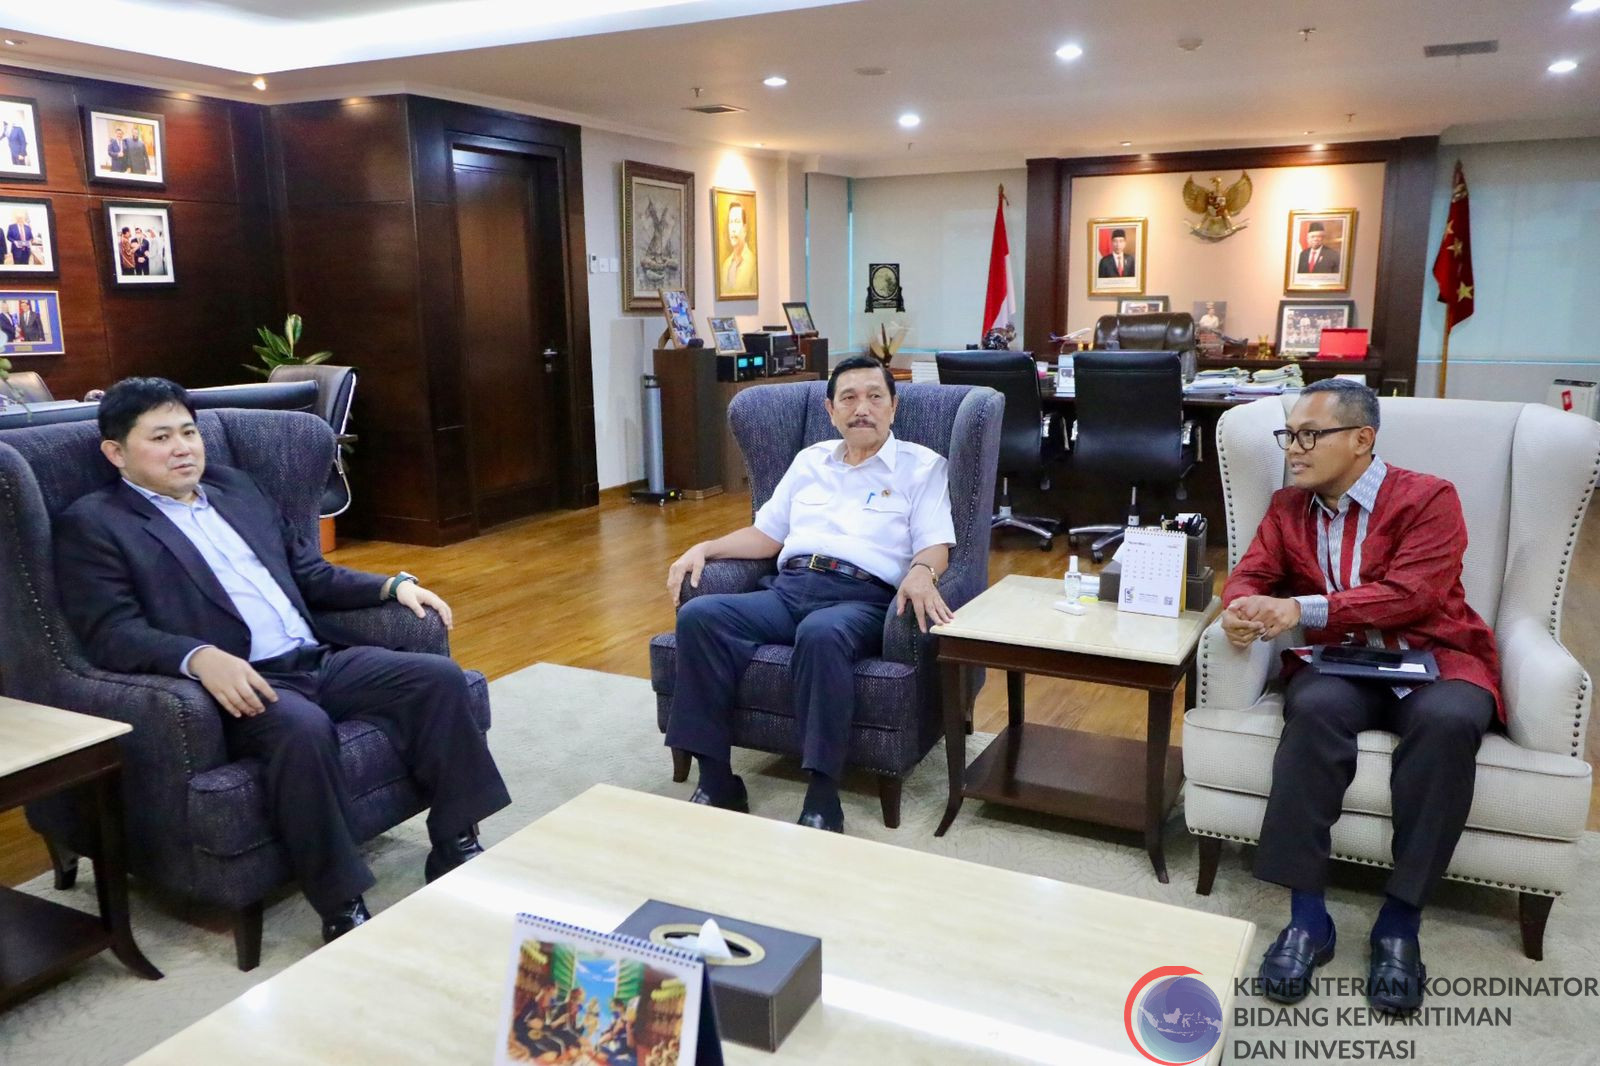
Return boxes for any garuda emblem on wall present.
[1182,172,1252,240]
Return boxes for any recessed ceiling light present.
[762,75,787,87]
[1303,129,1315,135]
[1055,43,1083,62]
[1572,0,1600,13]
[1548,58,1579,74]
[251,76,268,91]
[898,112,921,129]
[1311,143,1327,150]
[1119,141,1133,147]
[2,39,18,47]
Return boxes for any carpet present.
[3,663,1597,1064]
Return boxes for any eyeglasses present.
[1272,426,1364,451]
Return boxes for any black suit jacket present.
[55,464,385,677]
[1297,246,1340,274]
[1097,252,1135,278]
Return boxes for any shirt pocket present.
[855,491,910,539]
[793,487,832,508]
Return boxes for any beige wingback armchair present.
[1182,395,1600,961]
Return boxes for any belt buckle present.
[807,553,826,573]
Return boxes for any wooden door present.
[451,147,564,527]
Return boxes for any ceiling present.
[3,0,1598,176]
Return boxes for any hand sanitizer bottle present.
[1056,556,1087,615]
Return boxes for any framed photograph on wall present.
[0,289,65,357]
[1285,208,1356,292]
[1087,216,1145,296]
[82,107,165,185]
[621,160,693,312]
[659,289,696,348]
[1276,299,1356,357]
[105,200,176,286]
[1118,295,1169,315]
[1,197,58,276]
[711,186,758,300]
[782,301,816,336]
[0,95,45,181]
[706,315,744,354]
[1192,300,1227,334]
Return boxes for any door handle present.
[542,348,558,375]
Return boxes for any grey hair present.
[1302,377,1380,431]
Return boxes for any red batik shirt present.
[1222,457,1503,718]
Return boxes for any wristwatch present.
[385,571,419,600]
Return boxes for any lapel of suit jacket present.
[202,475,315,621]
[121,482,245,625]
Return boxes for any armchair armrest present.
[1196,618,1290,710]
[677,558,776,606]
[314,602,451,656]
[1498,615,1591,755]
[51,664,228,778]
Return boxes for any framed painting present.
[1285,208,1356,292]
[105,199,176,286]
[0,95,45,181]
[712,186,757,301]
[1276,299,1356,357]
[83,107,166,185]
[1088,216,1145,296]
[1118,295,1169,315]
[0,289,65,357]
[0,196,58,276]
[621,160,693,311]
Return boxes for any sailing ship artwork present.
[622,160,695,311]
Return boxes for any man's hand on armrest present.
[189,646,278,719]
[667,527,781,606]
[395,581,453,630]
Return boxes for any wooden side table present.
[0,696,161,1009]
[931,575,1218,882]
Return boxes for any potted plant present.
[245,313,332,377]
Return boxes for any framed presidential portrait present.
[1285,208,1356,292]
[711,186,757,301]
[1118,295,1168,315]
[0,95,45,182]
[0,289,65,358]
[0,197,58,276]
[1276,299,1355,357]
[82,107,165,186]
[621,160,693,312]
[1087,217,1146,297]
[105,200,176,286]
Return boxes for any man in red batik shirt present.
[1221,379,1499,1017]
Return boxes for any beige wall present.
[1065,163,1385,345]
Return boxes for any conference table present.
[132,784,1255,1065]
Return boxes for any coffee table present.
[932,575,1219,882]
[0,696,161,1010]
[132,784,1253,1065]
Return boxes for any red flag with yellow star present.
[1432,161,1474,333]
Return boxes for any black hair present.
[1302,377,1380,431]
[827,355,895,401]
[120,226,130,235]
[98,376,195,443]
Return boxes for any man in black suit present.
[0,305,15,344]
[1297,222,1340,274]
[1097,228,1135,278]
[55,377,511,942]
[16,300,43,342]
[107,127,128,172]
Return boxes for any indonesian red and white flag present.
[982,186,1016,343]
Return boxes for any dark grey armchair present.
[0,409,490,971]
[648,381,1005,827]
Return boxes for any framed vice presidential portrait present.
[0,197,58,276]
[0,289,65,357]
[621,160,693,312]
[1118,295,1169,315]
[1088,217,1146,297]
[83,107,165,186]
[105,200,176,286]
[711,187,757,301]
[1285,208,1355,292]
[0,95,45,181]
[1276,299,1355,358]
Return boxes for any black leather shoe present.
[688,775,749,813]
[320,897,371,943]
[1258,920,1336,1004]
[1368,936,1426,1015]
[796,808,843,833]
[425,830,486,884]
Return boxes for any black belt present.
[784,554,895,592]
[251,643,330,675]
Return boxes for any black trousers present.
[222,645,511,913]
[664,567,893,780]
[1254,668,1495,907]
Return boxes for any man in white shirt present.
[664,357,956,832]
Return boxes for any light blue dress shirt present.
[124,479,316,674]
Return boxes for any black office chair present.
[1067,350,1197,561]
[0,371,53,404]
[1094,312,1199,382]
[268,364,358,517]
[936,349,1062,550]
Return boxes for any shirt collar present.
[1308,455,1387,517]
[830,431,899,471]
[123,477,208,509]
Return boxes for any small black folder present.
[1310,644,1440,684]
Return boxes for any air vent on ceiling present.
[684,103,746,115]
[1423,39,1499,58]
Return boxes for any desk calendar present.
[1115,527,1188,619]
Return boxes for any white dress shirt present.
[754,433,956,585]
[123,479,317,672]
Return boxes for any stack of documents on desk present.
[909,358,939,384]
[1233,364,1306,396]
[1184,368,1246,395]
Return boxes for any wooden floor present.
[4,487,1598,885]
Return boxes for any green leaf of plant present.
[285,314,302,348]
[305,350,333,365]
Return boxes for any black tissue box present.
[614,900,821,1051]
